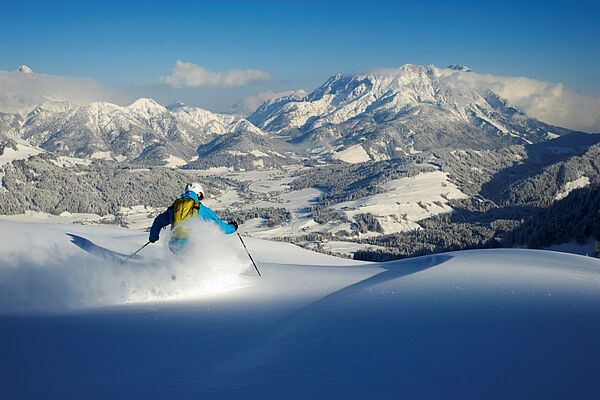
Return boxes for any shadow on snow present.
[309,253,452,310]
[66,233,139,264]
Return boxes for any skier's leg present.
[168,238,188,254]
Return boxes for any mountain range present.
[0,64,581,169]
[3,99,244,164]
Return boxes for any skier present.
[149,182,238,253]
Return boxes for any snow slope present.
[1,220,600,399]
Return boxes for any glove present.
[228,220,238,231]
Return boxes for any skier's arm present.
[149,207,173,242]
[199,205,237,234]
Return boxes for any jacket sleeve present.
[149,207,173,242]
[199,205,236,234]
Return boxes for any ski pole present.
[120,241,151,265]
[237,232,261,277]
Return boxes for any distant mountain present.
[186,120,296,170]
[14,99,254,164]
[249,64,575,161]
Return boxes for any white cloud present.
[441,69,600,133]
[162,61,272,88]
[0,69,125,112]
[229,89,308,115]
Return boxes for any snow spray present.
[0,221,250,313]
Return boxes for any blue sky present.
[1,0,599,112]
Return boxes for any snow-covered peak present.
[168,103,239,130]
[250,63,516,133]
[17,65,33,74]
[233,119,266,136]
[251,64,451,132]
[297,64,449,106]
[127,98,166,112]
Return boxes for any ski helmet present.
[185,182,204,200]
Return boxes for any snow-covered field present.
[0,141,44,166]
[1,220,600,399]
[332,170,466,234]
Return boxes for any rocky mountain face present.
[249,64,575,161]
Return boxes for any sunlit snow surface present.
[1,220,600,399]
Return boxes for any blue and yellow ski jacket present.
[149,191,236,244]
